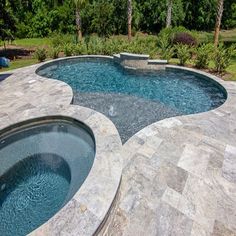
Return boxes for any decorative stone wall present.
[114,52,167,70]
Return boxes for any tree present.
[0,0,16,47]
[183,0,217,31]
[214,0,224,46]
[127,0,132,41]
[74,0,87,41]
[166,0,173,27]
[222,0,236,29]
[91,0,115,38]
[136,0,184,33]
[112,0,127,35]
[1,0,236,39]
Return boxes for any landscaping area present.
[1,28,236,80]
[1,0,236,79]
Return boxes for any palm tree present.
[127,0,132,41]
[166,0,173,28]
[214,0,224,46]
[74,0,87,41]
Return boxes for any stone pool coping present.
[0,105,123,236]
[0,55,236,235]
[0,56,123,235]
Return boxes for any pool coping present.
[0,105,123,236]
[0,57,123,236]
[0,55,236,235]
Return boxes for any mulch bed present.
[0,46,34,60]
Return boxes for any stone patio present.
[0,57,236,236]
[101,67,236,236]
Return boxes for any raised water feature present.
[37,58,227,143]
[0,118,95,236]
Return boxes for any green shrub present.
[74,43,87,55]
[158,34,174,61]
[213,44,235,73]
[124,35,158,58]
[15,22,30,39]
[160,47,174,61]
[159,26,197,47]
[50,47,60,59]
[34,48,47,62]
[194,43,214,69]
[159,26,189,41]
[158,33,170,51]
[108,38,129,54]
[102,40,119,55]
[86,36,104,55]
[173,32,197,46]
[50,33,74,47]
[73,36,129,56]
[175,44,191,66]
[63,44,74,57]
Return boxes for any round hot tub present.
[0,117,95,236]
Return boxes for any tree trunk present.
[127,0,132,41]
[76,8,82,41]
[214,0,224,47]
[3,41,6,51]
[166,0,172,28]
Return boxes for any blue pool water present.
[0,119,95,236]
[37,58,226,142]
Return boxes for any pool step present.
[113,53,167,70]
[120,52,149,60]
[113,54,121,63]
[113,54,120,59]
[148,59,168,65]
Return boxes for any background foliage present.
[1,0,236,39]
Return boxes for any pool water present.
[0,120,95,236]
[38,58,226,142]
[0,154,70,236]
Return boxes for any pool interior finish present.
[37,58,227,143]
[0,119,95,236]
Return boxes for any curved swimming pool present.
[0,118,95,236]
[37,58,227,142]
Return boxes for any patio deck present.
[0,59,236,236]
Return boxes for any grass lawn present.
[219,28,236,42]
[0,38,51,49]
[227,56,236,81]
[197,28,236,43]
[14,38,51,48]
[0,58,38,72]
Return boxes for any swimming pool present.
[37,58,227,143]
[0,118,95,236]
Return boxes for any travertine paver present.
[1,57,236,235]
[104,119,236,235]
[222,145,236,183]
[0,65,73,112]
[0,61,123,236]
[103,65,236,235]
